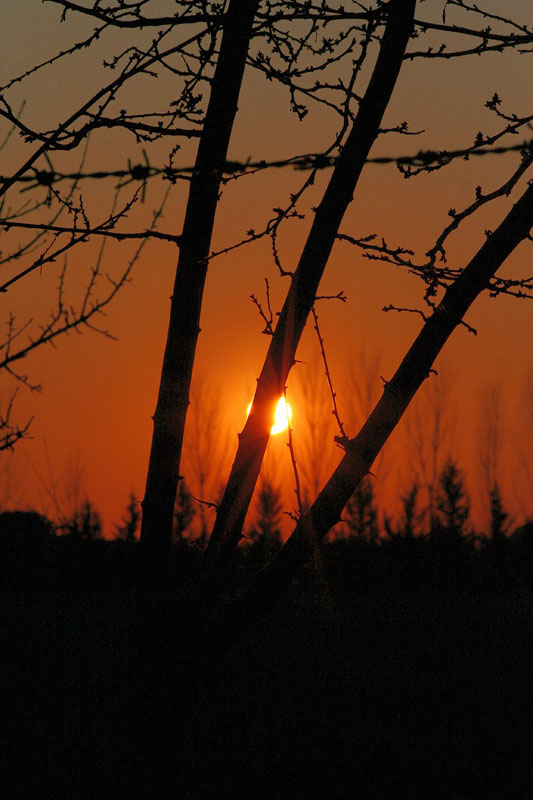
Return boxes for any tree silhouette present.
[115,493,141,543]
[247,480,283,568]
[3,9,533,800]
[434,459,471,543]
[343,477,379,543]
[173,480,196,543]
[181,375,231,548]
[384,481,422,540]
[61,499,103,541]
[402,365,456,530]
[489,483,510,542]
[515,369,533,519]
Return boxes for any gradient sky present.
[1,1,532,535]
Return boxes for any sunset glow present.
[247,397,292,435]
[2,2,532,538]
[3,7,531,791]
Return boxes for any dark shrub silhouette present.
[0,510,54,584]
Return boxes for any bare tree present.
[401,363,457,530]
[204,0,419,586]
[476,379,504,531]
[1,1,533,614]
[290,358,338,504]
[181,374,231,546]
[343,345,392,527]
[515,369,533,520]
[26,446,87,531]
[115,493,141,542]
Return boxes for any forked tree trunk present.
[244,177,533,608]
[204,0,417,581]
[140,0,259,568]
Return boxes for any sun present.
[271,396,292,434]
[246,396,292,435]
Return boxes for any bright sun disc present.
[247,396,292,435]
[272,396,292,434]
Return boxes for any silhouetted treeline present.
[1,463,531,596]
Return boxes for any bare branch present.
[0,390,33,452]
[250,279,275,336]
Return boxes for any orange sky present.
[1,1,532,536]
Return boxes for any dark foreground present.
[1,532,532,799]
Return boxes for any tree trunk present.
[140,0,260,569]
[204,0,417,581]
[245,177,533,607]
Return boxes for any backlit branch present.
[250,279,275,336]
[337,151,533,305]
[0,25,213,198]
[1,219,181,249]
[0,184,171,386]
[43,0,533,56]
[42,0,224,28]
[0,186,149,294]
[0,390,33,452]
[425,146,533,269]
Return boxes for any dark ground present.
[1,527,532,799]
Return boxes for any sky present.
[1,0,532,536]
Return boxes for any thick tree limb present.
[140,0,260,564]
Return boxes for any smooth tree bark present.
[140,0,260,565]
[244,175,533,606]
[204,0,417,580]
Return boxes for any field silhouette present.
[1,508,531,799]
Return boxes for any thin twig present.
[284,387,305,519]
[311,306,348,446]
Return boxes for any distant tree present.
[384,481,422,540]
[434,460,471,543]
[489,483,510,542]
[515,369,533,520]
[479,482,513,584]
[62,499,102,541]
[292,360,337,502]
[173,480,196,544]
[477,380,504,531]
[115,493,141,543]
[27,448,88,535]
[247,480,283,568]
[402,366,456,531]
[181,375,230,548]
[510,520,533,587]
[343,477,378,543]
[344,346,391,495]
